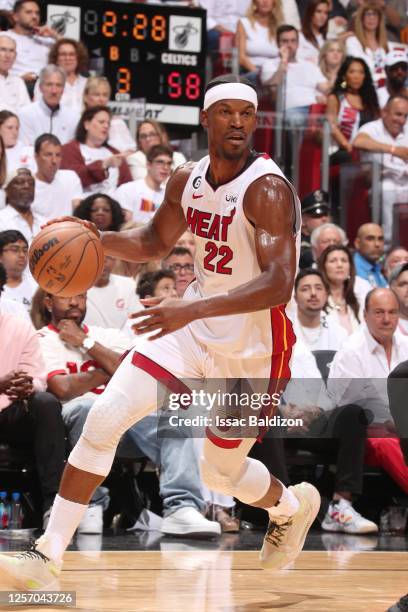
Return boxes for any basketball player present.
[0,75,320,590]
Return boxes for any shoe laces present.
[16,543,50,564]
[265,518,292,547]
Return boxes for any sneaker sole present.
[161,523,221,537]
[0,555,60,591]
[260,483,321,570]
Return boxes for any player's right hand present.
[41,216,100,238]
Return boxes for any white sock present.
[267,482,299,519]
[36,495,88,564]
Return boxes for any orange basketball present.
[28,221,104,297]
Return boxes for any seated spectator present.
[353,96,408,247]
[345,2,389,88]
[0,110,35,175]
[199,0,251,52]
[318,244,370,334]
[6,0,59,86]
[162,247,194,298]
[175,229,196,258]
[38,291,220,536]
[384,246,408,282]
[0,131,6,209]
[284,339,377,535]
[18,65,78,146]
[0,34,30,112]
[310,221,348,263]
[34,38,88,110]
[318,39,346,88]
[353,222,387,286]
[0,167,45,242]
[83,76,135,152]
[127,120,186,182]
[61,106,132,195]
[32,133,83,220]
[137,269,177,300]
[115,145,172,223]
[236,0,281,84]
[376,49,408,108]
[300,189,330,269]
[0,262,65,526]
[328,288,408,497]
[293,268,348,350]
[84,255,141,333]
[73,193,125,233]
[327,56,380,163]
[0,229,36,311]
[389,262,408,335]
[298,0,330,65]
[261,25,330,123]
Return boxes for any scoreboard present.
[45,1,207,127]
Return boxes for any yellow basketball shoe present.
[260,482,321,570]
[0,540,61,590]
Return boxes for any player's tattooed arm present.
[101,164,194,262]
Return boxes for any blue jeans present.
[63,398,205,517]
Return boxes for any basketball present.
[28,221,104,297]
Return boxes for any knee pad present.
[200,457,235,496]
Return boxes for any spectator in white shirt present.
[0,167,45,242]
[18,64,79,146]
[353,95,408,246]
[115,145,172,223]
[310,222,348,263]
[261,25,329,122]
[298,0,329,65]
[73,193,125,233]
[293,268,349,351]
[6,0,60,86]
[33,38,89,110]
[83,76,135,153]
[389,262,408,336]
[0,110,35,175]
[345,2,389,88]
[0,228,36,311]
[384,246,408,282]
[0,34,30,112]
[376,49,408,109]
[199,0,251,51]
[32,133,83,220]
[84,255,142,334]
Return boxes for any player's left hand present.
[58,319,87,347]
[130,298,196,340]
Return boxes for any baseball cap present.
[385,49,408,68]
[301,190,329,217]
[389,262,408,284]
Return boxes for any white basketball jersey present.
[180,153,301,359]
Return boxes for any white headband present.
[203,83,258,111]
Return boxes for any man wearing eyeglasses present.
[0,228,36,312]
[115,144,173,224]
[162,246,195,298]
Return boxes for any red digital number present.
[168,71,182,98]
[186,73,201,100]
[203,242,233,275]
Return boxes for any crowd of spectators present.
[0,0,407,542]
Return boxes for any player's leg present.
[200,349,320,570]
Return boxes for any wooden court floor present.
[1,550,406,611]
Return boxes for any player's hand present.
[58,319,87,348]
[129,298,196,340]
[41,216,100,238]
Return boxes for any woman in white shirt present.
[318,244,362,335]
[127,120,186,181]
[298,0,330,65]
[34,38,88,109]
[236,0,281,83]
[345,3,389,88]
[0,110,35,178]
[83,76,136,152]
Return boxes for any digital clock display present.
[46,1,206,127]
